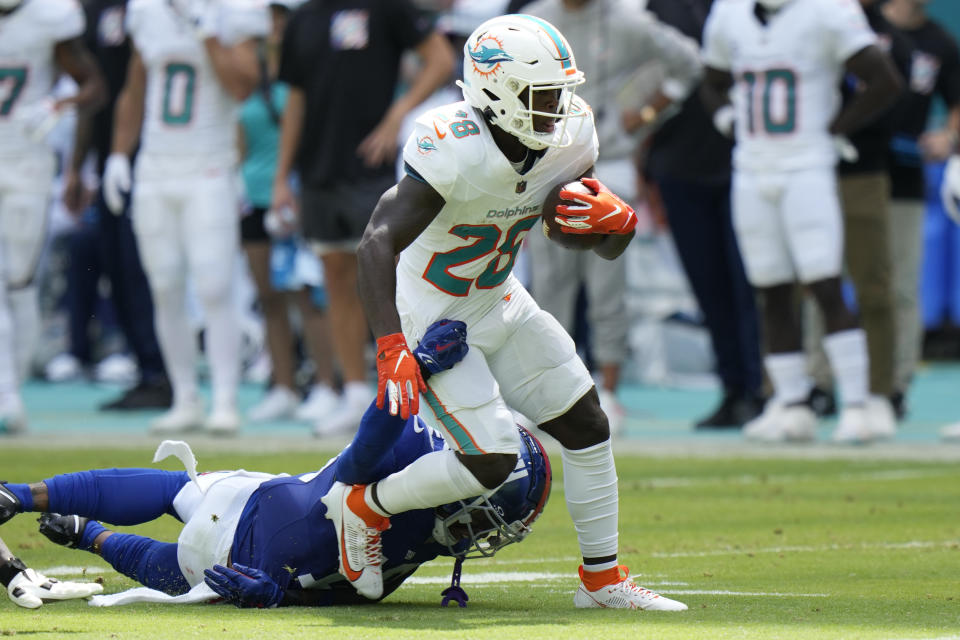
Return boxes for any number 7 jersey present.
[702,0,875,172]
[125,0,267,166]
[398,98,598,323]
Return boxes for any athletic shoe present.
[695,391,765,429]
[313,383,370,438]
[0,404,27,435]
[831,406,871,444]
[321,482,390,600]
[866,396,897,440]
[150,400,205,434]
[0,483,21,525]
[204,408,241,436]
[294,384,340,422]
[573,565,687,611]
[598,388,626,437]
[99,379,172,411]
[940,422,960,441]
[248,386,300,422]
[743,403,817,442]
[38,513,89,548]
[43,353,83,382]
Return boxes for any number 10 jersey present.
[702,0,876,172]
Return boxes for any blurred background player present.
[882,0,960,417]
[701,0,902,443]
[803,0,910,425]
[238,0,338,423]
[645,0,766,429]
[105,0,268,435]
[270,0,454,437]
[517,0,703,434]
[61,0,171,411]
[0,0,105,433]
[343,15,684,611]
[1,533,103,608]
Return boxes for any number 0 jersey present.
[399,98,598,324]
[0,0,84,159]
[125,0,267,167]
[702,0,875,172]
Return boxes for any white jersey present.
[126,0,267,167]
[0,0,84,158]
[398,98,599,323]
[702,0,875,172]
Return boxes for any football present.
[540,180,605,250]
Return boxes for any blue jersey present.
[230,417,449,603]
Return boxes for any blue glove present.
[413,319,468,376]
[203,563,283,609]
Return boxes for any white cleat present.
[248,386,300,422]
[321,481,389,600]
[313,385,370,438]
[573,566,687,611]
[150,400,205,434]
[831,406,871,444]
[941,422,960,441]
[204,407,241,436]
[295,384,340,422]
[743,403,817,442]
[0,403,27,435]
[866,396,897,441]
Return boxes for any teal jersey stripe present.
[423,387,484,455]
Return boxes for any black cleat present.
[695,392,765,429]
[38,513,89,548]
[99,379,173,411]
[0,483,21,525]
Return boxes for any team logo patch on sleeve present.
[417,136,438,155]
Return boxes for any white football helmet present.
[456,14,586,150]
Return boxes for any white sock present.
[8,287,38,381]
[764,352,811,404]
[561,440,619,560]
[374,449,488,515]
[823,329,868,407]
[201,291,241,413]
[152,284,198,408]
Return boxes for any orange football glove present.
[375,333,426,419]
[555,178,637,235]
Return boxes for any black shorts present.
[300,174,396,246]
[241,207,270,243]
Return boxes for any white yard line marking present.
[40,566,113,576]
[653,540,960,558]
[640,468,957,489]
[668,590,828,597]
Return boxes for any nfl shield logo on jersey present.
[515,181,527,194]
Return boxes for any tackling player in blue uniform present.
[0,320,551,608]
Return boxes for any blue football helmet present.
[434,425,552,559]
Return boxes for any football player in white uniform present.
[0,0,105,433]
[105,0,268,434]
[322,15,687,611]
[701,0,902,443]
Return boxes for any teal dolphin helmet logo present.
[469,43,514,69]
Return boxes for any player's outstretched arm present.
[357,175,445,418]
[53,37,107,116]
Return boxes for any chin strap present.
[440,557,469,608]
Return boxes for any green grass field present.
[0,446,958,639]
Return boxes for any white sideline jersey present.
[702,0,875,172]
[0,0,84,158]
[398,97,598,324]
[126,0,268,165]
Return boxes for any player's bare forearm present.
[204,38,259,101]
[592,230,635,260]
[700,66,734,117]
[54,38,107,115]
[395,32,455,119]
[111,47,146,155]
[830,45,903,136]
[273,86,305,184]
[70,110,95,172]
[357,176,445,337]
